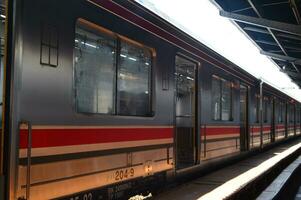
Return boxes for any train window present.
[296,108,300,123]
[75,20,116,114]
[288,105,291,123]
[298,108,301,122]
[289,105,295,122]
[212,76,221,120]
[263,97,268,123]
[295,108,298,123]
[255,94,260,123]
[221,79,232,120]
[281,103,285,123]
[117,39,152,116]
[212,75,233,121]
[74,19,153,116]
[297,108,301,123]
[278,102,283,123]
[40,24,59,67]
[296,108,301,123]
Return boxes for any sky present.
[136,0,301,101]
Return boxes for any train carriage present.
[0,0,300,200]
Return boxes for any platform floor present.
[153,138,301,200]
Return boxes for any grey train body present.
[3,0,300,199]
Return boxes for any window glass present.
[117,40,152,116]
[296,108,300,123]
[221,79,231,120]
[288,105,290,123]
[74,19,153,116]
[278,102,283,123]
[282,103,284,123]
[263,98,268,123]
[212,75,232,121]
[290,105,294,122]
[75,21,116,114]
[255,94,260,123]
[289,105,292,123]
[298,108,301,122]
[212,76,221,120]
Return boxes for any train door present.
[271,99,275,142]
[174,55,198,169]
[240,84,249,151]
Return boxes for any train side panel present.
[18,0,175,199]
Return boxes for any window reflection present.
[75,21,116,114]
[263,98,268,123]
[175,56,196,117]
[255,94,260,123]
[117,40,152,116]
[74,19,153,116]
[278,102,284,123]
[289,105,295,123]
[221,80,231,120]
[212,75,232,121]
[212,76,221,120]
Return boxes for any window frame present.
[73,18,155,117]
[211,75,233,121]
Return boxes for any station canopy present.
[212,0,301,87]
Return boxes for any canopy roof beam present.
[255,40,301,51]
[268,49,301,53]
[248,0,300,73]
[277,33,301,41]
[227,0,301,73]
[243,26,301,41]
[243,26,269,34]
[290,0,301,24]
[261,51,301,65]
[220,10,301,36]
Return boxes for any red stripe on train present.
[276,125,285,129]
[250,127,271,132]
[19,128,173,149]
[201,127,240,136]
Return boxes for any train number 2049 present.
[114,168,134,181]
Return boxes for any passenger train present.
[1,0,300,199]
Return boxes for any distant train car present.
[1,0,300,200]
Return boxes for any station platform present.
[153,137,301,200]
